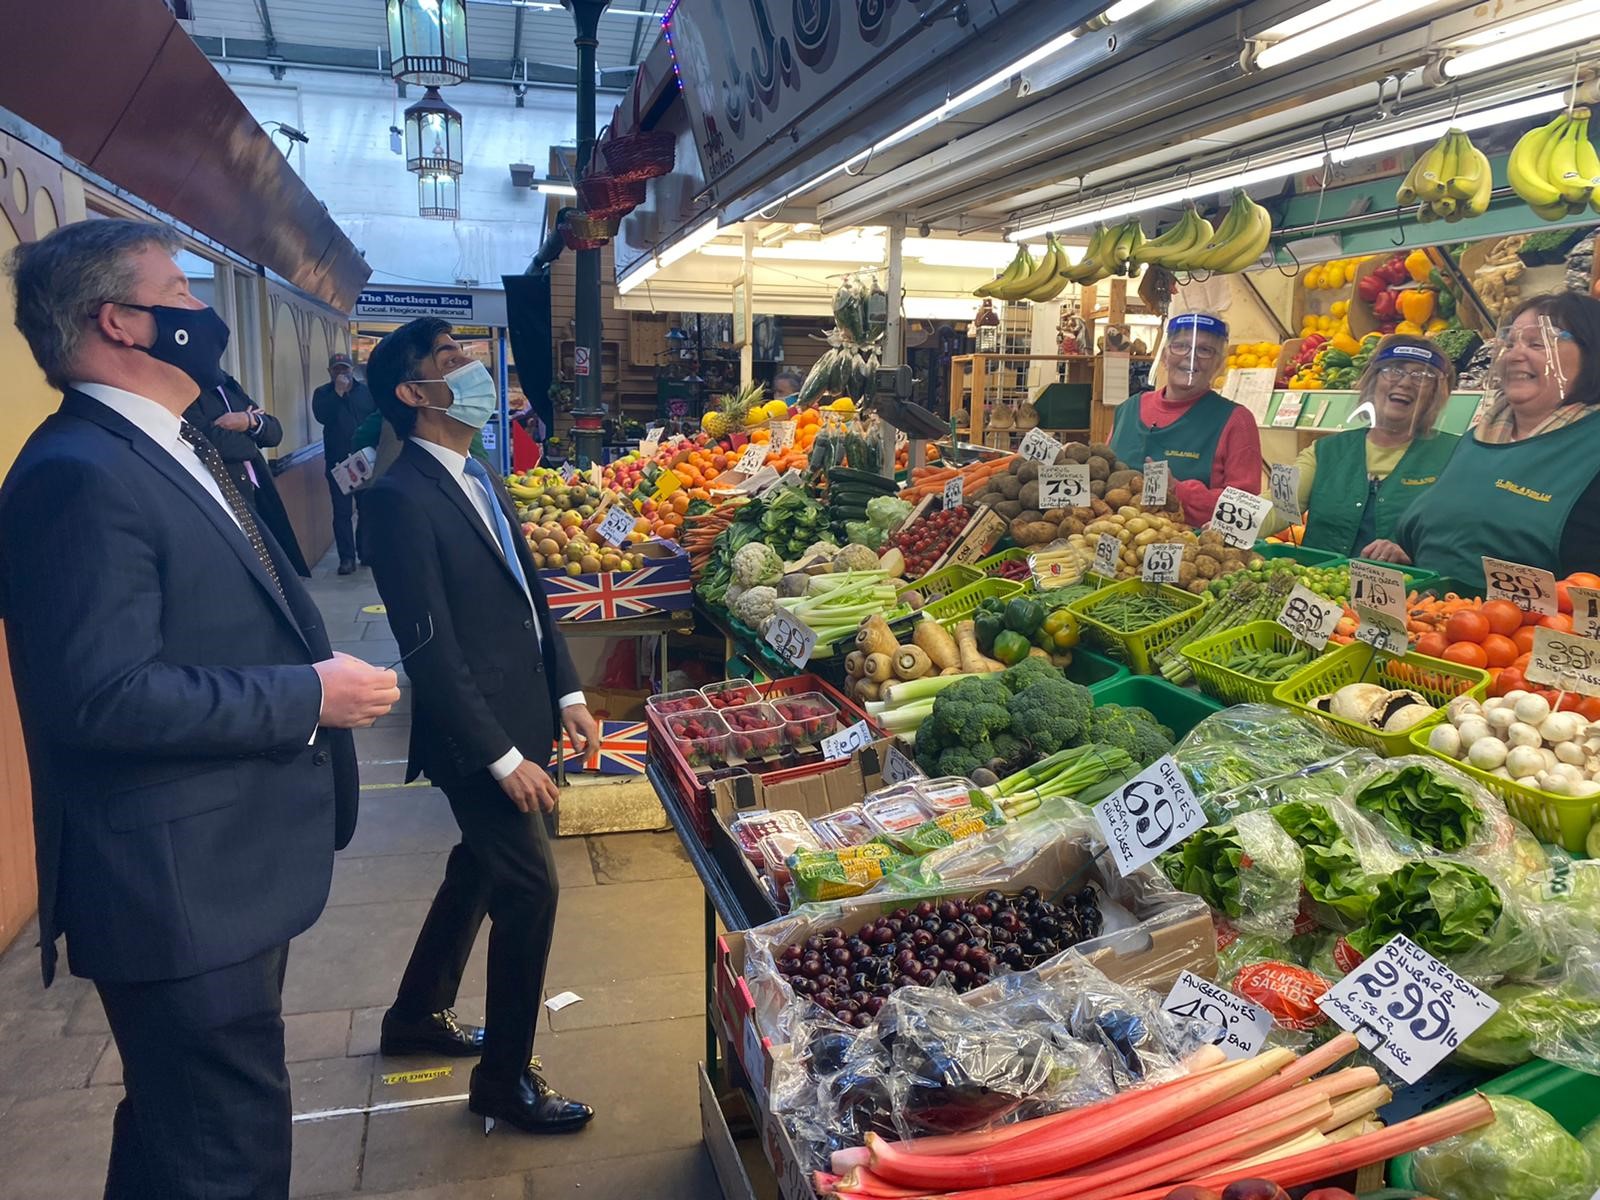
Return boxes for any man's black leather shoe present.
[379,1009,485,1057]
[337,560,356,575]
[469,1067,594,1135]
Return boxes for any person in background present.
[312,351,374,574]
[773,368,804,403]
[1109,312,1263,526]
[1287,335,1459,561]
[362,317,599,1136]
[186,373,311,577]
[1379,292,1600,580]
[1,218,397,1200]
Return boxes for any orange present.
[1538,612,1574,632]
[1565,571,1600,589]
[1479,599,1523,637]
[1444,610,1490,645]
[1442,641,1489,669]
[1416,631,1450,658]
[1512,652,1532,672]
[670,491,690,515]
[1557,582,1574,614]
[1481,633,1518,668]
[1512,626,1537,655]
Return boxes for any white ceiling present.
[182,0,666,73]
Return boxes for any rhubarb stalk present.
[1162,1031,1359,1137]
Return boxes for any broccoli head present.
[986,731,1028,775]
[915,677,1012,775]
[1086,704,1175,766]
[1008,678,1093,755]
[999,656,1063,695]
[929,742,994,780]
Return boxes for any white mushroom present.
[1539,712,1585,744]
[1468,738,1509,771]
[1485,706,1518,734]
[1456,716,1493,748]
[1555,740,1588,766]
[1427,724,1463,758]
[1506,745,1547,779]
[1447,696,1484,723]
[1513,693,1553,725]
[1506,722,1543,749]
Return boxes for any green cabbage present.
[1412,1095,1597,1200]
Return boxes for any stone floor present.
[0,554,719,1199]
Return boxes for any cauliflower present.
[731,585,779,630]
[732,542,784,587]
[832,543,882,573]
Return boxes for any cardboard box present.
[711,740,892,825]
[538,539,691,622]
[584,687,650,721]
[932,504,1009,572]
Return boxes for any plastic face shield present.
[1165,313,1227,389]
[1369,344,1446,437]
[1490,313,1577,405]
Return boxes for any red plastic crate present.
[647,674,883,845]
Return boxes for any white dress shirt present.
[411,438,584,781]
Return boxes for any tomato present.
[1491,667,1525,697]
[1442,641,1489,669]
[1445,610,1491,645]
[1557,581,1573,614]
[1416,631,1450,658]
[1538,612,1575,632]
[1512,652,1532,672]
[1481,633,1519,668]
[1512,626,1538,655]
[1565,571,1600,589]
[1480,599,1524,637]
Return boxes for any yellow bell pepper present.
[1397,289,1435,326]
[1394,320,1425,336]
[1330,331,1362,356]
[1404,249,1432,283]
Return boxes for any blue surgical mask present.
[417,360,497,429]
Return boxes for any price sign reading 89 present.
[1094,533,1121,579]
[1093,756,1204,874]
[1209,487,1272,549]
[764,612,817,669]
[1316,935,1499,1084]
[1482,555,1557,615]
[1277,583,1342,650]
[1527,626,1600,697]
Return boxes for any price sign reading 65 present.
[1094,755,1204,874]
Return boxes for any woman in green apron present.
[1380,293,1600,579]
[1291,335,1459,560]
[1110,312,1263,527]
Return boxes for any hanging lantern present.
[418,171,460,220]
[387,0,470,87]
[404,87,463,175]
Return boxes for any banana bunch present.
[973,235,1081,303]
[1060,219,1146,285]
[1397,128,1493,223]
[1507,107,1600,220]
[975,243,1035,299]
[1133,205,1215,269]
[1140,190,1272,274]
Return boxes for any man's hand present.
[499,759,561,814]
[562,704,600,761]
[213,411,253,432]
[1359,539,1413,565]
[333,373,352,396]
[314,651,400,728]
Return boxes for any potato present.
[1104,488,1133,509]
[1017,510,1043,524]
[993,499,1024,519]
[1195,553,1221,579]
[1018,480,1040,510]
[1063,442,1092,465]
[1013,520,1059,545]
[1090,479,1107,498]
[1088,455,1111,481]
[1107,470,1140,493]
[1058,516,1084,537]
[993,475,1022,500]
[1017,461,1041,484]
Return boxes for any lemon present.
[830,396,857,413]
[764,399,790,420]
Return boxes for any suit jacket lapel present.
[401,442,526,595]
[63,392,310,649]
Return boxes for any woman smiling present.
[1379,292,1600,580]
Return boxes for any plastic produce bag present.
[1267,796,1407,932]
[1158,808,1307,938]
[1411,1094,1599,1200]
[1345,755,1530,874]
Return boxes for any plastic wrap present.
[1346,754,1524,865]
[1158,808,1307,938]
[1172,704,1373,818]
[1411,1094,1599,1200]
[1267,795,1408,932]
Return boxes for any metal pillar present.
[565,0,610,468]
[739,224,755,391]
[880,219,906,480]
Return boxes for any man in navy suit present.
[0,218,400,1199]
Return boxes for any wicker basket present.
[600,112,676,182]
[558,210,619,251]
[577,173,647,219]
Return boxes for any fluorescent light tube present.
[535,183,577,196]
[657,217,723,268]
[617,259,656,294]
[1442,3,1600,77]
[1101,0,1160,20]
[1253,0,1395,69]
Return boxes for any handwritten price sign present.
[820,720,872,761]
[764,612,817,669]
[1269,464,1301,519]
[1039,464,1090,509]
[735,441,769,475]
[1094,755,1204,874]
[595,506,637,547]
[943,476,964,511]
[1317,935,1499,1084]
[769,420,796,452]
[1482,556,1557,615]
[1210,487,1272,549]
[1141,461,1169,508]
[1571,586,1600,639]
[881,745,923,785]
[1017,429,1061,464]
[1350,560,1409,653]
[1094,533,1121,579]
[1277,583,1342,650]
[1527,626,1600,697]
[1163,971,1273,1060]
[1141,542,1184,585]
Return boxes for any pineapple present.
[705,382,765,438]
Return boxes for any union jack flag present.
[547,719,648,775]
[539,559,691,622]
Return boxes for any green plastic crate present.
[1088,674,1224,740]
[1067,579,1209,675]
[925,577,1026,627]
[1179,620,1326,707]
[898,562,981,602]
[1409,721,1600,853]
[1255,542,1346,568]
[1272,644,1489,756]
[974,547,1031,578]
[1065,646,1129,690]
[1391,1059,1599,1187]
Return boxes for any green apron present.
[1303,429,1460,557]
[1109,390,1236,484]
[1397,413,1600,582]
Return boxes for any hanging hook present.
[1389,209,1408,247]
[843,143,875,177]
[1275,239,1301,278]
[1569,51,1584,113]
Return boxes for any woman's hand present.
[1359,539,1412,565]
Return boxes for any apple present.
[1220,1182,1290,1200]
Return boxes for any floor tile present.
[543,876,704,988]
[548,835,596,889]
[283,901,488,1014]
[585,830,695,884]
[291,1054,377,1114]
[520,1144,718,1200]
[357,1174,527,1199]
[63,986,109,1036]
[287,1010,357,1063]
[289,1113,366,1199]
[326,852,451,907]
[0,1033,108,1097]
[354,723,415,765]
[0,1086,119,1199]
[544,971,701,1033]
[339,790,461,858]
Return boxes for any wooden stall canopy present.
[0,0,369,311]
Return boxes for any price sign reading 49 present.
[1482,555,1557,615]
[1316,935,1499,1084]
[1277,582,1342,650]
[1209,487,1272,549]
[1093,755,1205,874]
[1039,464,1090,509]
[1162,971,1273,1060]
[764,612,817,669]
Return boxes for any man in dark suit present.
[312,351,374,574]
[0,218,400,1199]
[363,317,599,1135]
[186,374,312,577]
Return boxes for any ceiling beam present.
[253,0,278,57]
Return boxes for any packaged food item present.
[729,810,811,865]
[701,679,762,710]
[647,688,710,716]
[771,690,842,748]
[759,829,823,892]
[862,787,933,843]
[811,805,876,849]
[915,775,977,814]
[896,803,1005,856]
[721,701,789,758]
[789,842,914,904]
[663,709,730,771]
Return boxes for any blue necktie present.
[463,457,529,595]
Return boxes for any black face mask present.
[119,303,231,389]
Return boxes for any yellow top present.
[1292,436,1412,510]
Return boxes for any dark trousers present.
[392,774,560,1082]
[96,945,291,1200]
[326,470,366,564]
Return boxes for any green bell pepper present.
[1003,596,1045,638]
[973,607,1006,654]
[992,630,1031,666]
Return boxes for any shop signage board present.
[574,346,591,377]
[595,506,636,547]
[770,420,796,451]
[1162,971,1273,1060]
[1317,935,1499,1085]
[1039,464,1090,509]
[355,289,473,320]
[1527,626,1600,697]
[1482,556,1557,615]
[736,442,769,475]
[1232,369,1279,424]
[1093,756,1204,874]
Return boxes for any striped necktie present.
[178,420,284,599]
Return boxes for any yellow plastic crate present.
[898,563,981,603]
[1272,644,1488,757]
[1066,579,1207,675]
[1180,620,1326,707]
[926,578,1027,629]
